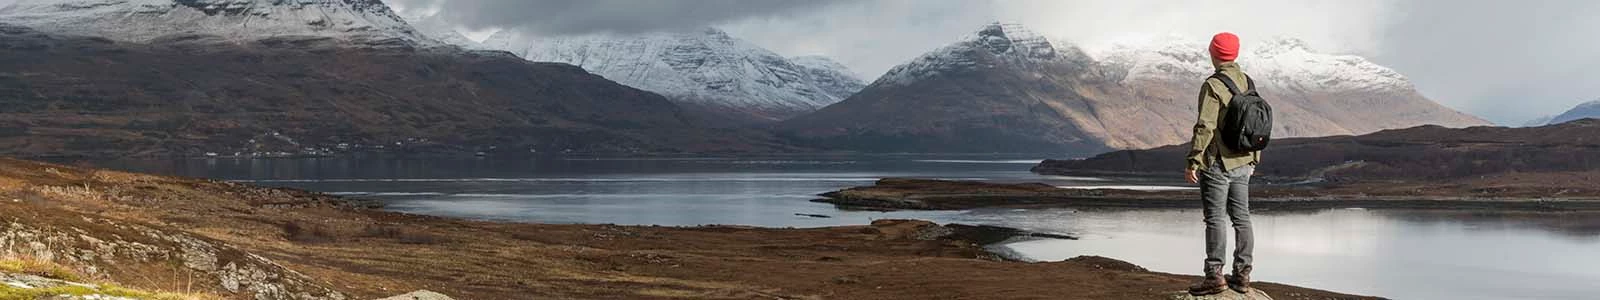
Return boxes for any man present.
[1185,32,1262,296]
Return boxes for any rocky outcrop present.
[378,290,455,300]
[1168,289,1273,300]
[0,218,345,299]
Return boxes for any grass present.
[0,257,82,282]
[0,256,221,300]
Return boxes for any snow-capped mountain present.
[1095,35,1488,137]
[1096,36,1411,96]
[1548,99,1600,125]
[875,23,1092,87]
[484,27,862,122]
[0,0,429,45]
[401,12,485,50]
[782,23,1489,153]
[788,55,866,101]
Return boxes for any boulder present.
[378,290,455,300]
[1169,289,1273,300]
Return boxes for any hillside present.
[0,0,792,158]
[1034,119,1600,183]
[1547,99,1600,125]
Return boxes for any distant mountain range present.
[0,0,427,47]
[779,23,1489,154]
[1547,99,1600,125]
[0,1,1503,158]
[0,0,784,158]
[483,28,866,123]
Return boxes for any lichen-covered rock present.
[0,220,345,300]
[1169,289,1273,300]
[1,272,134,300]
[377,290,454,300]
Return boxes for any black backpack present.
[1211,72,1273,152]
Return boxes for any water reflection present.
[87,156,1600,299]
[989,209,1600,300]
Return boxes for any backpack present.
[1211,72,1273,152]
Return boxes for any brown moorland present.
[0,158,1377,299]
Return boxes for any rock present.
[1064,255,1147,272]
[1,272,135,300]
[1168,289,1273,300]
[378,290,455,300]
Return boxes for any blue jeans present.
[1201,162,1253,275]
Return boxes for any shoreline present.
[814,178,1600,211]
[0,158,1381,299]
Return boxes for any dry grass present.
[0,256,223,300]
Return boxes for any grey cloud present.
[388,0,855,35]
[394,0,1600,125]
[1370,0,1600,125]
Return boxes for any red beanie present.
[1210,32,1240,61]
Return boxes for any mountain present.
[779,24,1489,154]
[401,12,486,50]
[483,28,863,123]
[1094,36,1489,139]
[1523,115,1556,127]
[1548,99,1600,125]
[0,1,783,158]
[0,0,428,47]
[779,23,1108,154]
[789,55,867,101]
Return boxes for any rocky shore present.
[0,158,1378,299]
[814,178,1600,211]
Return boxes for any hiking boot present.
[1187,266,1227,296]
[1227,265,1253,293]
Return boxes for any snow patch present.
[484,27,862,119]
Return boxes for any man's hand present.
[1185,168,1199,184]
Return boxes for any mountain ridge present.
[781,23,1489,153]
[0,0,787,158]
[0,0,431,47]
[1547,99,1600,125]
[483,27,866,123]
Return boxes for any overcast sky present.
[385,0,1600,126]
[0,0,1590,125]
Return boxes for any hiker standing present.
[1185,32,1272,296]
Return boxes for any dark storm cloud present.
[388,0,855,35]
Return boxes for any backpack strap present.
[1210,72,1248,96]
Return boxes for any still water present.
[99,155,1600,300]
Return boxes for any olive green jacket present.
[1186,61,1262,171]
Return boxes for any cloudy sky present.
[385,0,1600,126]
[0,0,1581,125]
